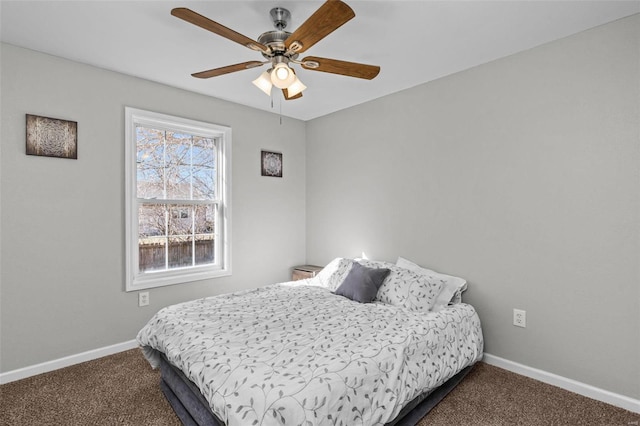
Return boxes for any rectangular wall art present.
[261,150,283,178]
[26,114,78,159]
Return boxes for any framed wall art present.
[261,150,283,178]
[26,114,78,159]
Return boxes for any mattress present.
[138,280,483,426]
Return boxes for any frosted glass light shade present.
[252,70,272,96]
[271,63,296,89]
[286,76,307,97]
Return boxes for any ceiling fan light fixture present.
[173,2,380,102]
[252,69,273,96]
[271,62,296,89]
[286,75,307,97]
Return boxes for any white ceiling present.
[1,1,638,121]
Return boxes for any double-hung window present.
[125,107,231,291]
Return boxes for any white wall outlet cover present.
[138,292,149,307]
[513,308,526,328]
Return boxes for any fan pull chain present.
[269,91,282,126]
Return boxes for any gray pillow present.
[334,262,390,303]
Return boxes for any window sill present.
[126,267,232,291]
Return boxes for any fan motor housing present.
[258,30,299,60]
[258,30,290,49]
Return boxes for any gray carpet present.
[1,349,637,425]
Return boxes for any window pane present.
[195,235,214,266]
[168,236,192,268]
[192,137,216,199]
[165,131,192,199]
[194,204,215,266]
[136,127,164,199]
[194,204,215,234]
[139,204,166,238]
[138,237,166,272]
[168,204,192,236]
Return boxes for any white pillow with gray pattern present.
[396,257,467,311]
[356,259,444,312]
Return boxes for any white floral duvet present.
[137,280,483,426]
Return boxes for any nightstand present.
[292,265,324,281]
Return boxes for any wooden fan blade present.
[172,8,268,52]
[301,56,380,80]
[284,0,355,54]
[192,61,264,79]
[283,88,303,100]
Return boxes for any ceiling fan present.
[171,0,380,100]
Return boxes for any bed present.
[137,257,484,426]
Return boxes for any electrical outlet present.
[138,292,149,307]
[513,309,526,328]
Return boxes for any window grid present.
[136,128,218,273]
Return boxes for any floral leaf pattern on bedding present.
[137,282,483,426]
[356,259,444,312]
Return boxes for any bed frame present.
[157,351,473,426]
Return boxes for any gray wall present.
[306,15,639,399]
[0,44,307,372]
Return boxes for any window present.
[125,107,231,291]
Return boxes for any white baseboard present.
[0,340,138,385]
[483,353,640,414]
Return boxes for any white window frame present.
[125,107,231,291]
